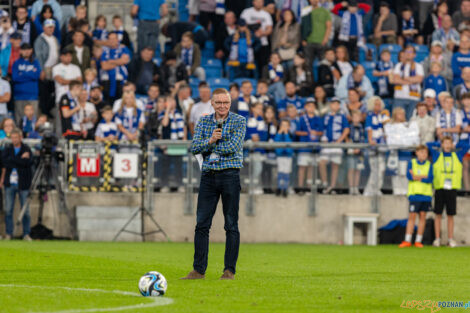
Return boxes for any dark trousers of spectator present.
[159,154,183,187]
[303,43,326,65]
[4,186,30,237]
[101,80,123,104]
[339,38,358,62]
[137,20,159,52]
[256,45,271,78]
[39,79,55,118]
[193,168,240,275]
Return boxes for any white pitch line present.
[0,284,173,313]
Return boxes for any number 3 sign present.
[113,153,139,178]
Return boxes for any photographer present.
[0,128,33,241]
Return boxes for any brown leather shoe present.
[180,270,205,280]
[220,270,235,280]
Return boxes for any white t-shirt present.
[76,101,97,131]
[189,101,214,126]
[0,78,11,115]
[42,34,59,68]
[52,62,82,103]
[74,46,84,65]
[112,98,145,113]
[240,7,273,46]
[393,62,424,101]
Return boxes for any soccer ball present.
[138,271,167,297]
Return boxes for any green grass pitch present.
[1,241,469,313]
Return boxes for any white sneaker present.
[354,187,361,195]
[23,235,32,242]
[322,186,336,195]
[252,188,264,195]
[432,238,441,247]
[349,188,354,195]
[448,238,458,248]
[160,186,170,193]
[177,186,185,193]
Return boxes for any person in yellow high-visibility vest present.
[399,145,433,248]
[428,136,470,248]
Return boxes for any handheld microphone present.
[216,119,224,143]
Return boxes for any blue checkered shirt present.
[191,112,246,171]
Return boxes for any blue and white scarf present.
[66,92,81,131]
[100,45,129,98]
[83,79,99,98]
[117,108,143,139]
[93,28,108,41]
[227,36,255,69]
[339,11,365,46]
[402,16,415,44]
[22,116,36,135]
[159,110,185,140]
[96,120,118,138]
[237,96,250,119]
[145,98,157,114]
[376,60,393,96]
[114,26,124,43]
[215,0,225,15]
[268,63,283,81]
[439,108,458,143]
[182,46,193,68]
[12,21,31,44]
[460,109,470,143]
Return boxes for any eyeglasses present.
[214,101,231,106]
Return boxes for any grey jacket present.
[34,34,60,69]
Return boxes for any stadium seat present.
[203,58,223,78]
[207,77,230,91]
[189,77,200,98]
[364,61,377,83]
[359,44,377,63]
[412,44,430,63]
[233,78,257,94]
[379,44,401,63]
[202,40,215,59]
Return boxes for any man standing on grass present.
[181,88,246,280]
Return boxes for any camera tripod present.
[16,152,76,239]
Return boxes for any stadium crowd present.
[0,0,468,197]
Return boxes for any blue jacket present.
[274,133,294,157]
[0,43,12,75]
[12,58,41,100]
[451,51,470,86]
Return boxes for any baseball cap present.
[330,97,341,103]
[424,89,436,98]
[431,40,443,47]
[20,43,32,50]
[305,97,316,104]
[0,10,8,19]
[43,19,55,28]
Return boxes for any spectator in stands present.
[100,32,131,103]
[420,89,438,118]
[75,88,97,140]
[428,136,470,247]
[274,118,293,198]
[13,5,37,45]
[271,9,300,67]
[21,103,39,138]
[453,67,470,106]
[334,45,353,79]
[174,31,205,81]
[65,31,91,75]
[160,51,188,94]
[59,80,83,139]
[423,41,453,85]
[263,52,286,103]
[95,105,118,142]
[363,96,390,196]
[460,93,470,190]
[174,82,193,119]
[313,86,329,116]
[342,88,367,121]
[319,98,350,194]
[336,65,374,104]
[128,46,160,95]
[111,82,145,113]
[142,83,160,115]
[92,15,109,47]
[277,81,305,118]
[391,45,424,120]
[424,61,448,99]
[432,14,460,52]
[452,0,470,31]
[83,68,99,96]
[215,11,236,67]
[0,117,15,138]
[91,43,103,73]
[229,83,240,113]
[422,1,448,44]
[226,18,258,80]
[115,92,145,141]
[1,128,33,241]
[246,102,267,195]
[12,43,41,124]
[34,5,61,42]
[131,0,164,52]
[317,48,336,97]
[111,15,131,51]
[286,52,314,97]
[373,49,394,109]
[347,110,365,195]
[31,0,63,27]
[241,0,273,76]
[236,80,255,119]
[0,32,22,77]
[372,2,398,46]
[286,103,299,137]
[52,50,82,106]
[332,0,371,62]
[0,67,10,122]
[162,21,209,50]
[398,5,420,47]
[436,95,462,144]
[253,80,275,109]
[411,101,436,145]
[451,34,470,86]
[300,0,332,65]
[89,86,107,123]
[295,99,322,195]
[189,82,214,135]
[0,14,15,51]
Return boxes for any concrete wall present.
[3,192,468,245]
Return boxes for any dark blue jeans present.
[193,168,241,275]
